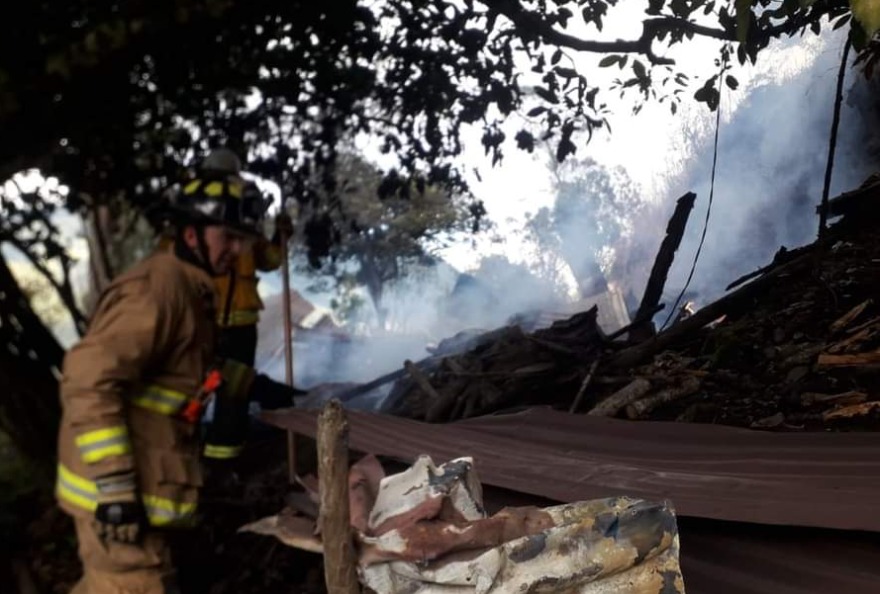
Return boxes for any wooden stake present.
[318,400,360,594]
[279,223,297,484]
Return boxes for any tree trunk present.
[357,255,387,329]
[84,205,115,314]
[0,254,63,474]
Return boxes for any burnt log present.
[587,378,652,417]
[631,192,696,341]
[626,376,701,419]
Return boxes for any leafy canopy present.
[0,0,872,272]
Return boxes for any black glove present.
[92,472,145,544]
[250,373,304,410]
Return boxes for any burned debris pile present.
[387,180,880,431]
[385,309,606,421]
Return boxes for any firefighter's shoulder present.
[103,251,213,310]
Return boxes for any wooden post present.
[631,192,696,342]
[318,400,360,594]
[279,222,297,484]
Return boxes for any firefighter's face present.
[183,225,250,274]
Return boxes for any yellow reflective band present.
[183,180,202,195]
[203,181,224,197]
[218,309,260,327]
[220,359,253,400]
[142,494,197,527]
[56,464,198,527]
[75,426,132,464]
[131,385,189,416]
[203,444,243,459]
[56,463,98,512]
[227,180,244,199]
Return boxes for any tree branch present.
[486,0,836,64]
[7,235,88,335]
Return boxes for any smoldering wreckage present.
[25,177,880,593]
[231,175,880,594]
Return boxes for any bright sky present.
[433,11,833,273]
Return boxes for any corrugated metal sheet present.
[262,406,880,532]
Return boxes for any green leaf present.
[527,106,547,117]
[554,66,578,78]
[534,86,559,104]
[633,60,647,79]
[832,14,852,30]
[735,0,752,44]
[598,55,619,67]
[725,75,739,90]
[551,49,563,65]
[852,0,880,38]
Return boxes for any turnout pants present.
[69,518,179,594]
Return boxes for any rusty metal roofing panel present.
[261,406,880,532]
[677,519,880,594]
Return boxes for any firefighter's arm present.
[217,359,301,409]
[60,278,176,480]
[250,373,304,409]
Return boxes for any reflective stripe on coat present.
[56,252,216,527]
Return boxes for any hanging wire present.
[660,51,727,331]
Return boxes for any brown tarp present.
[262,406,880,531]
[262,407,880,594]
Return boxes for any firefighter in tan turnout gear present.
[56,151,297,594]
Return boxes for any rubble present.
[381,183,880,432]
[243,454,685,594]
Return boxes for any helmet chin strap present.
[174,226,217,276]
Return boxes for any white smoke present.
[655,29,877,312]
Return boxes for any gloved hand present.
[92,471,145,544]
[250,373,304,410]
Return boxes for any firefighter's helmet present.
[168,149,268,236]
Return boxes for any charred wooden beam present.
[626,376,701,419]
[609,251,817,371]
[587,378,652,417]
[632,192,696,342]
[725,244,814,292]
